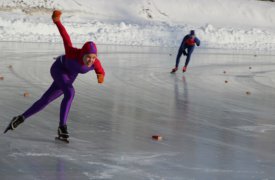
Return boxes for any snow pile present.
[0,0,275,50]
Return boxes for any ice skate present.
[55,125,69,143]
[182,66,187,72]
[4,115,25,134]
[171,67,178,73]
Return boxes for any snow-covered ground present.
[1,0,275,50]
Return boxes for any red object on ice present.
[0,76,4,80]
[152,135,162,141]
[23,92,30,97]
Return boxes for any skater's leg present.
[184,47,194,67]
[184,54,191,67]
[50,59,77,127]
[22,82,63,119]
[52,71,76,127]
[175,49,183,68]
[5,82,62,133]
[59,85,75,126]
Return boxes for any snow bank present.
[0,0,275,51]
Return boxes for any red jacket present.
[55,21,105,76]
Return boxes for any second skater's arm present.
[195,37,200,46]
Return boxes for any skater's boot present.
[4,115,25,133]
[182,66,187,72]
[58,125,69,139]
[171,67,178,73]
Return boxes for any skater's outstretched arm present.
[195,37,200,46]
[52,10,80,59]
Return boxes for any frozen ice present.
[1,42,275,179]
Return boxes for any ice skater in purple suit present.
[4,10,105,140]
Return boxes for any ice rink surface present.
[1,42,275,180]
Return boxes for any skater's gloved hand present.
[97,74,104,84]
[52,10,62,23]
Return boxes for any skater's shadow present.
[174,75,189,117]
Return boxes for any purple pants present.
[22,58,77,126]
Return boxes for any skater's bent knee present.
[63,88,75,99]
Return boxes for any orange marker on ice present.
[152,135,162,141]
